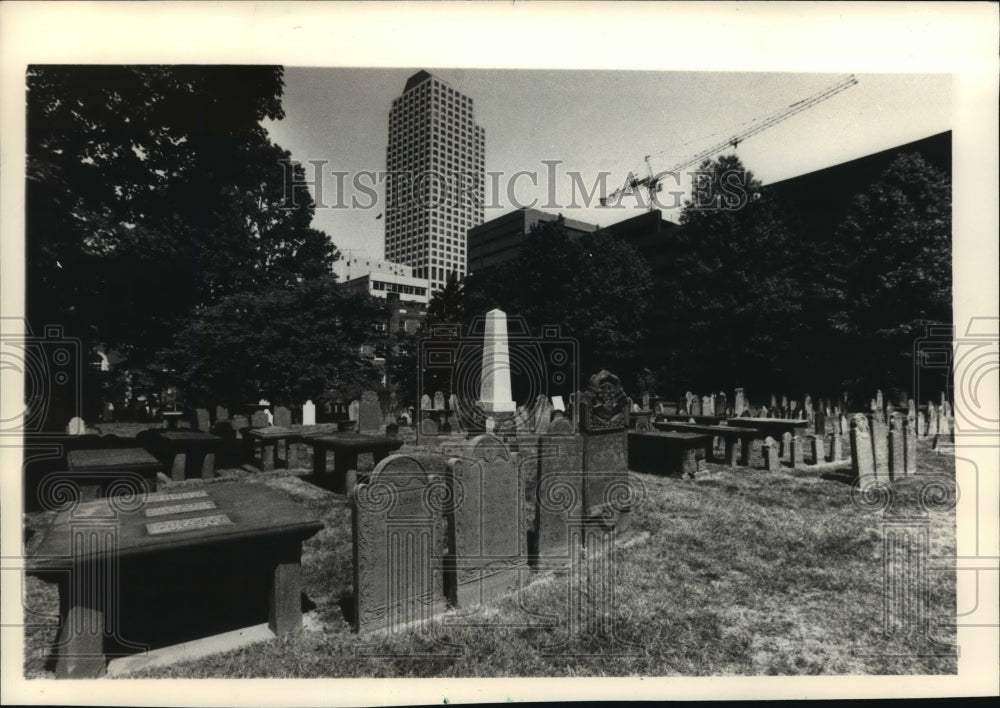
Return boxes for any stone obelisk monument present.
[478,308,516,418]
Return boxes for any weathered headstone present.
[358,391,382,434]
[551,395,566,413]
[274,405,292,429]
[348,400,359,422]
[352,454,447,634]
[548,411,574,434]
[512,405,532,434]
[876,389,884,412]
[66,417,86,435]
[716,392,727,416]
[447,435,527,608]
[685,392,695,413]
[788,435,804,468]
[251,410,269,428]
[806,434,821,465]
[850,414,876,485]
[814,409,826,436]
[869,413,888,479]
[903,416,917,475]
[641,392,650,410]
[478,308,516,415]
[232,414,249,431]
[302,400,316,426]
[193,408,211,432]
[433,391,446,412]
[420,394,433,412]
[734,388,746,416]
[701,396,712,418]
[888,414,904,479]
[781,432,792,461]
[826,432,843,462]
[691,397,702,417]
[420,415,440,436]
[762,437,780,472]
[215,405,229,422]
[940,406,954,441]
[533,394,554,434]
[926,402,938,437]
[536,437,584,563]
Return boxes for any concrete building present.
[467,208,597,274]
[334,253,430,305]
[384,70,485,294]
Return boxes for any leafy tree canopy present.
[26,65,336,370]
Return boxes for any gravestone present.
[888,414,904,480]
[251,410,269,428]
[484,417,495,433]
[420,394,433,412]
[762,437,780,472]
[358,391,382,435]
[579,371,630,534]
[685,392,695,413]
[788,435,804,468]
[701,396,712,417]
[850,414,876,486]
[215,405,229,422]
[716,392,727,416]
[826,432,843,462]
[806,435,821,465]
[940,406,953,441]
[876,389,884,413]
[770,394,778,410]
[781,432,792,461]
[641,392,650,410]
[869,413,889,479]
[193,408,211,432]
[691,397,702,417]
[302,400,316,426]
[814,409,826,436]
[434,391,446,411]
[734,388,746,416]
[420,415,440,436]
[536,437,584,564]
[274,406,292,429]
[512,405,532,434]
[839,414,849,436]
[549,411,574,434]
[446,435,527,608]
[66,417,86,435]
[232,414,249,431]
[533,394,553,434]
[926,402,938,437]
[265,408,274,426]
[352,454,447,634]
[903,416,917,475]
[348,399,360,422]
[552,395,566,412]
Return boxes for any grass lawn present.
[21,431,957,678]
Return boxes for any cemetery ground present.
[22,426,957,678]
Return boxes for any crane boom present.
[601,74,859,207]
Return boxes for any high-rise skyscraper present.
[384,70,485,295]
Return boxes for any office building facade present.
[467,208,597,273]
[384,70,485,294]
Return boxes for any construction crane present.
[600,74,859,208]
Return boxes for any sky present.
[263,69,952,260]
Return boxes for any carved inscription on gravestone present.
[352,454,448,634]
[446,435,527,608]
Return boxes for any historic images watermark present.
[281,160,757,213]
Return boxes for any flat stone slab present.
[68,448,162,471]
[157,431,223,447]
[245,425,295,440]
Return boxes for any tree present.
[154,279,385,406]
[674,154,813,394]
[26,66,335,374]
[829,152,951,398]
